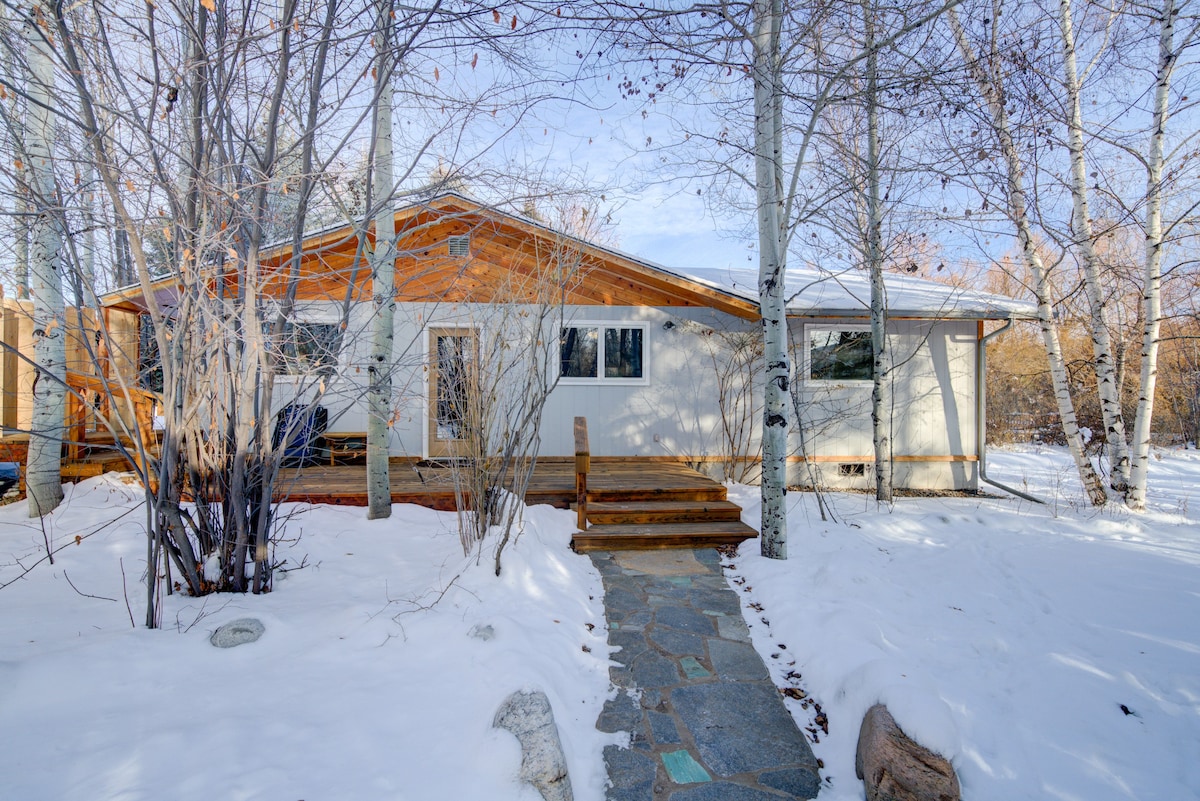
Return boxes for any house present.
[1,299,151,478]
[62,193,1036,492]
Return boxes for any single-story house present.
[89,192,1035,491]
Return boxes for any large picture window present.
[807,327,873,382]
[560,324,646,383]
[276,321,340,374]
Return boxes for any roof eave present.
[785,307,1038,321]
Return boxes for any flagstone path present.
[590,548,821,800]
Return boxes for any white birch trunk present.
[949,8,1107,505]
[864,0,893,503]
[1127,0,1176,510]
[1058,0,1131,490]
[24,4,65,517]
[753,0,789,559]
[366,0,396,520]
[1,5,29,299]
[14,192,30,299]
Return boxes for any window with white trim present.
[560,324,646,383]
[275,321,340,374]
[807,326,872,382]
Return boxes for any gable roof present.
[101,192,1035,322]
[675,266,1037,321]
[101,192,759,320]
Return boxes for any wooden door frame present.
[426,326,477,459]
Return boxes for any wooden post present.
[65,380,86,461]
[574,416,589,530]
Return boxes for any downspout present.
[978,318,1044,503]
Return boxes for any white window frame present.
[804,324,874,385]
[559,322,649,386]
[265,304,344,377]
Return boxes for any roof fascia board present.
[787,308,1038,321]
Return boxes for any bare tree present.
[1057,0,1132,490]
[438,209,589,575]
[947,4,1108,504]
[576,0,964,556]
[21,2,64,516]
[943,0,1199,507]
[1126,0,1198,510]
[0,0,600,623]
[366,0,397,520]
[0,4,29,301]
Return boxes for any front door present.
[428,328,476,458]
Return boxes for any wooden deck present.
[273,458,725,509]
[274,457,759,551]
[3,432,760,550]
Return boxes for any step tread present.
[586,487,727,502]
[586,500,744,524]
[581,521,758,535]
[571,520,758,552]
[587,500,743,512]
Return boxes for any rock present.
[469,623,495,641]
[209,618,265,648]
[856,705,960,801]
[493,690,573,801]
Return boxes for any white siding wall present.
[541,306,751,457]
[271,302,752,460]
[270,301,981,489]
[788,318,979,490]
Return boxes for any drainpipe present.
[978,318,1044,503]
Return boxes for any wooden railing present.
[64,371,160,462]
[574,416,589,530]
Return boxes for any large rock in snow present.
[210,618,265,648]
[856,704,960,801]
[493,690,573,801]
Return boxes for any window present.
[808,327,873,382]
[138,313,166,392]
[276,321,340,374]
[560,324,645,382]
[447,234,470,257]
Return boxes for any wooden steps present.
[571,495,758,553]
[571,520,758,552]
[565,417,757,552]
[585,500,744,525]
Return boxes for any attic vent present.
[447,235,470,257]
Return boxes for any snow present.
[678,264,1039,320]
[2,447,1198,800]
[725,445,1200,800]
[0,477,616,801]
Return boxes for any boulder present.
[856,704,960,801]
[494,690,573,801]
[210,618,265,648]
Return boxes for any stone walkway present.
[591,548,820,800]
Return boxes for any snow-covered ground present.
[726,446,1200,800]
[1,447,1197,800]
[0,478,616,801]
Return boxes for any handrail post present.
[574,416,589,530]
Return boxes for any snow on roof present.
[672,265,1038,321]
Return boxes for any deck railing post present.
[574,416,589,530]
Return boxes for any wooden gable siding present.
[101,195,759,320]
[252,202,758,317]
